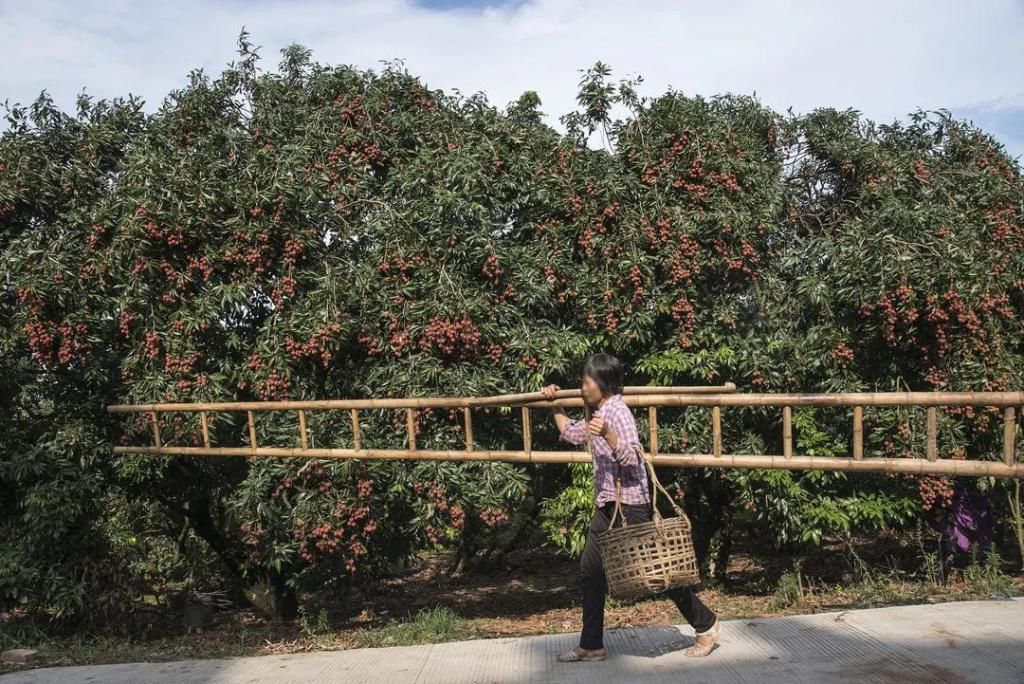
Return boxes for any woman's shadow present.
[604,625,698,658]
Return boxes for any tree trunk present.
[709,512,734,583]
[475,496,539,570]
[449,505,479,576]
[682,469,732,577]
[268,568,299,620]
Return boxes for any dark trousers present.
[579,502,717,650]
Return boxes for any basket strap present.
[610,463,624,529]
[641,446,690,525]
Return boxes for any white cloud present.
[1,0,1022,156]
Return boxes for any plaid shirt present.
[559,393,651,507]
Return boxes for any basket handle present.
[608,448,689,531]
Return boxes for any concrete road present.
[3,598,1022,683]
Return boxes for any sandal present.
[557,647,607,662]
[683,618,720,658]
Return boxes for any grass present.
[768,569,804,610]
[761,536,1018,613]
[962,546,1015,596]
[352,607,479,648]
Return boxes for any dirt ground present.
[339,530,970,638]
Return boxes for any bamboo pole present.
[853,406,863,460]
[783,406,793,459]
[927,407,938,461]
[406,408,416,451]
[110,444,1024,477]
[1005,407,1017,466]
[107,390,1024,414]
[298,410,308,449]
[351,409,361,451]
[463,407,473,452]
[712,406,722,458]
[595,392,1024,408]
[522,407,532,457]
[476,383,738,406]
[200,411,210,448]
[247,411,257,453]
[150,411,161,449]
[106,384,738,414]
[648,406,658,457]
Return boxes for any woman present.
[544,353,720,662]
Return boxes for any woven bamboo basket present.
[585,409,700,600]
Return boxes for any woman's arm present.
[596,404,642,466]
[543,384,589,446]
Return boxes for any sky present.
[1,0,1022,161]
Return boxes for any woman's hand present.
[543,384,570,430]
[541,384,560,400]
[587,416,612,439]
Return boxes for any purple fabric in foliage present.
[927,483,993,553]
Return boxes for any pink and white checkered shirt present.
[559,393,651,507]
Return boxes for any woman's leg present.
[578,509,610,651]
[665,586,717,633]
[617,504,716,631]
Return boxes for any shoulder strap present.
[609,462,624,529]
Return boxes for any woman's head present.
[580,353,624,405]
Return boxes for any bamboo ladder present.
[108,387,1024,478]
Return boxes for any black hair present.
[581,353,624,396]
